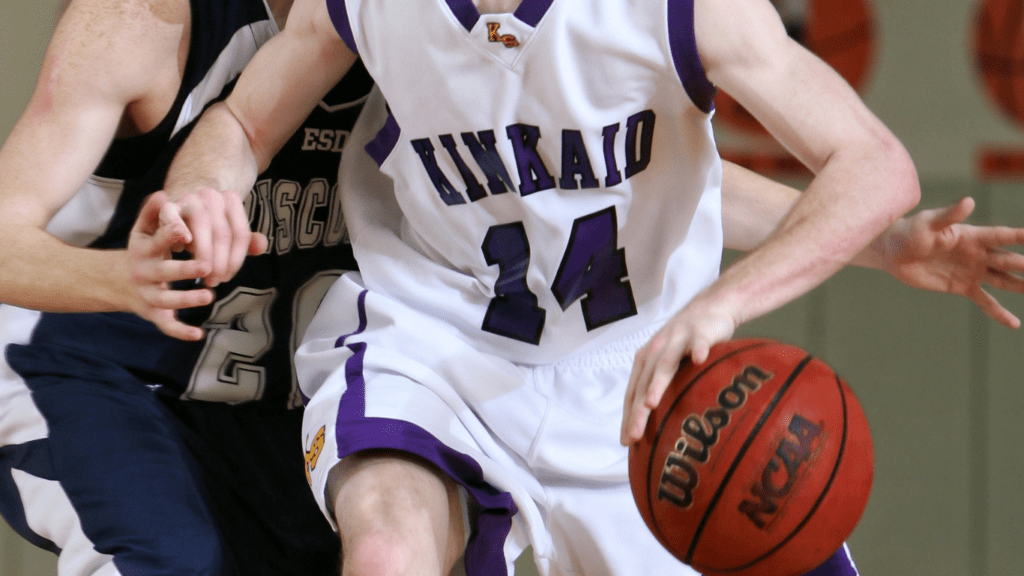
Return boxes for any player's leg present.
[297,277,527,576]
[160,399,341,576]
[327,449,466,576]
[2,344,224,576]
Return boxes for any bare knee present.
[328,450,465,576]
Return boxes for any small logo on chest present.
[487,22,519,48]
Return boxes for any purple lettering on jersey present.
[505,124,555,196]
[601,123,623,187]
[325,0,359,55]
[559,130,600,190]
[439,134,488,202]
[550,207,637,330]
[414,110,655,205]
[667,0,716,113]
[624,110,656,179]
[411,138,468,206]
[461,131,515,195]
[481,222,546,345]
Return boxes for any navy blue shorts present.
[0,360,338,576]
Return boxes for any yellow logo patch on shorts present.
[304,426,326,485]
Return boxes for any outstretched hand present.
[878,196,1024,329]
[127,190,267,340]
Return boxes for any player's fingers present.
[970,287,1020,329]
[151,260,213,285]
[155,287,215,310]
[157,197,194,245]
[929,196,975,231]
[644,351,683,410]
[135,191,169,236]
[145,220,197,259]
[221,190,254,284]
[248,232,269,256]
[177,193,214,270]
[622,347,650,444]
[150,310,206,341]
[988,246,1024,268]
[983,267,1024,294]
[973,226,1024,250]
[137,281,214,309]
[197,188,230,286]
[690,338,712,365]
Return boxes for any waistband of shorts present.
[535,324,661,370]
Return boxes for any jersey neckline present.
[445,0,554,31]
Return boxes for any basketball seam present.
[684,354,815,565]
[642,340,773,555]
[724,372,851,573]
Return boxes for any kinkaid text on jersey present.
[409,110,656,206]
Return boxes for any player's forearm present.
[722,160,897,271]
[721,161,799,252]
[0,228,133,312]
[712,140,920,326]
[163,102,263,197]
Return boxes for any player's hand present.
[621,299,738,445]
[158,186,268,287]
[879,196,1024,329]
[128,191,214,340]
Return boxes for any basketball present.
[628,338,874,576]
[972,0,1024,128]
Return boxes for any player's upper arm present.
[693,0,907,177]
[0,0,187,227]
[225,0,358,169]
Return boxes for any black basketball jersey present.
[7,0,374,407]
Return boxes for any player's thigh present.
[161,399,340,576]
[2,373,222,576]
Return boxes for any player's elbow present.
[881,138,921,221]
[863,132,920,226]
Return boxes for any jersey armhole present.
[364,111,400,168]
[325,0,359,55]
[667,0,716,114]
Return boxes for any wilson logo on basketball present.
[657,365,774,509]
[487,23,519,48]
[738,414,823,530]
[304,426,326,485]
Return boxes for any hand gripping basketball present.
[628,338,874,576]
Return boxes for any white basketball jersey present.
[331,0,723,364]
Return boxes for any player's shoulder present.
[48,0,190,89]
[62,0,189,24]
[57,0,189,47]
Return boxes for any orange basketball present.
[972,0,1024,128]
[628,338,874,576]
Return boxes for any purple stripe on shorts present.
[446,0,480,32]
[514,0,554,27]
[335,289,369,349]
[666,0,716,114]
[803,544,859,576]
[334,345,517,576]
[324,0,359,55]
[364,112,400,167]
